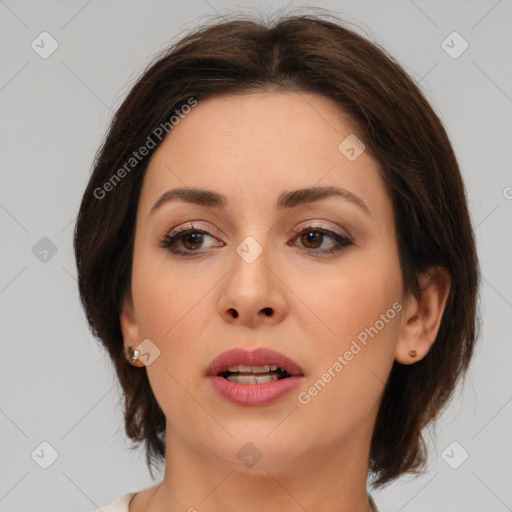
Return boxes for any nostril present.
[262,307,273,316]
[229,308,239,318]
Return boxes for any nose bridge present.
[218,229,287,326]
[231,232,273,297]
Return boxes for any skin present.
[120,91,450,512]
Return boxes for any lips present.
[206,347,305,406]
[206,347,305,378]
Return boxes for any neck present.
[145,420,375,512]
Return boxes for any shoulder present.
[88,492,137,512]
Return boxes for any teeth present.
[227,365,284,373]
[229,364,254,373]
[226,373,280,384]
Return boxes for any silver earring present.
[126,346,140,364]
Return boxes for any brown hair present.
[73,8,480,488]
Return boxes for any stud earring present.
[409,349,417,358]
[125,346,141,364]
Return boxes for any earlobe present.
[119,293,144,367]
[395,267,451,365]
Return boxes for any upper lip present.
[206,347,305,377]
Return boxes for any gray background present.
[1,0,511,511]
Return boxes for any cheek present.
[290,250,402,355]
[131,263,214,436]
[290,254,402,428]
[131,249,221,363]
[132,250,214,340]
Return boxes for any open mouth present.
[217,364,291,384]
[207,347,304,387]
[207,348,304,405]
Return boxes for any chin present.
[201,427,315,474]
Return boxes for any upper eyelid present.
[291,220,350,237]
[167,222,222,238]
[167,220,348,237]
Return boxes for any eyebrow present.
[150,185,370,216]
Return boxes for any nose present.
[217,240,287,328]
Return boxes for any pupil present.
[184,232,203,250]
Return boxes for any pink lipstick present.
[206,347,305,406]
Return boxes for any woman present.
[74,9,479,512]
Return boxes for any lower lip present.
[208,375,303,406]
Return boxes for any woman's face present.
[121,91,406,474]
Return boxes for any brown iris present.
[181,232,204,250]
[301,231,323,249]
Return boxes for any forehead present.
[154,91,363,160]
[139,91,387,217]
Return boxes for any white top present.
[90,492,137,512]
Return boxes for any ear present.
[395,266,451,365]
[119,291,144,367]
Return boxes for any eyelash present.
[158,223,353,257]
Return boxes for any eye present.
[158,222,353,258]
[158,223,224,256]
[290,224,353,256]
